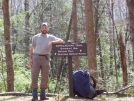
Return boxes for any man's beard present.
[41,30,47,34]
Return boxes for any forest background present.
[0,0,134,96]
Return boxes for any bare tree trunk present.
[106,0,114,76]
[55,4,74,93]
[126,0,134,62]
[84,0,98,79]
[109,34,114,75]
[111,0,118,90]
[41,0,44,22]
[65,12,73,42]
[57,4,74,81]
[25,0,30,68]
[2,0,14,91]
[117,33,128,87]
[94,0,106,87]
[72,0,79,70]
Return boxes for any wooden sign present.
[52,43,87,56]
[52,42,87,97]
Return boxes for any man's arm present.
[51,39,64,44]
[46,39,64,50]
[29,46,34,68]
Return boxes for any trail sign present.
[52,43,87,56]
[52,42,87,97]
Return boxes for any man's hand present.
[29,46,34,68]
[46,39,64,51]
[30,59,33,68]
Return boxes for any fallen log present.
[0,92,57,97]
[0,85,133,97]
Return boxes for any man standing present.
[29,22,64,101]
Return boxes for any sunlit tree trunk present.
[84,0,98,79]
[2,0,14,91]
[72,0,79,70]
[25,0,30,68]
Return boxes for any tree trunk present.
[94,0,106,87]
[72,0,79,70]
[117,33,128,87]
[2,0,14,91]
[56,4,74,81]
[84,0,98,79]
[107,0,114,76]
[25,0,30,68]
[41,0,44,22]
[111,0,118,90]
[126,0,134,62]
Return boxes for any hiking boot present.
[40,95,46,100]
[32,90,38,101]
[40,89,46,100]
[31,96,38,101]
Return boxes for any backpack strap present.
[90,75,96,89]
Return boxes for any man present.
[29,22,64,101]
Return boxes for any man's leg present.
[40,56,50,100]
[31,54,40,101]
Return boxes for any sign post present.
[52,42,87,97]
[68,56,73,96]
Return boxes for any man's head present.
[40,22,49,34]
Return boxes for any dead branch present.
[0,92,31,96]
[103,85,134,95]
[114,85,134,94]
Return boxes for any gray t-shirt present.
[32,33,60,55]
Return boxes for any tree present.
[72,0,79,70]
[94,0,106,87]
[2,0,14,91]
[117,33,128,86]
[24,0,30,68]
[84,0,98,79]
[126,0,134,62]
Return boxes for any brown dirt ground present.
[0,96,134,101]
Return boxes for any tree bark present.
[84,0,98,79]
[117,33,128,87]
[94,0,106,87]
[25,0,30,68]
[2,0,14,91]
[126,0,134,62]
[72,0,79,70]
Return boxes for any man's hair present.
[40,22,48,28]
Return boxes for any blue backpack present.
[73,70,104,99]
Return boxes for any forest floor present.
[0,95,134,101]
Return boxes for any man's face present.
[40,25,48,34]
